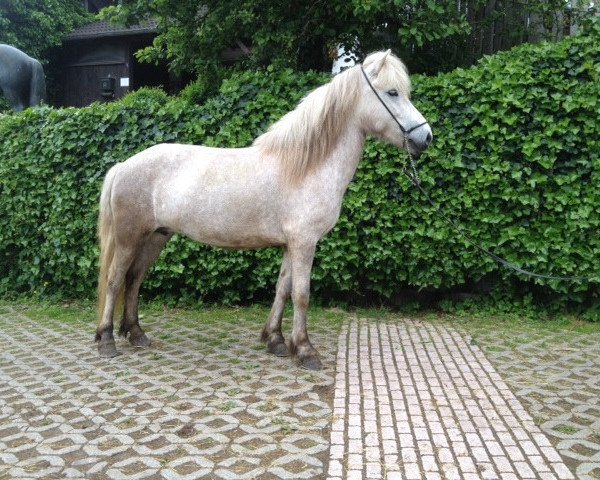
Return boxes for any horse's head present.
[359,50,432,158]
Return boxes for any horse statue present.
[96,50,433,370]
[0,44,46,112]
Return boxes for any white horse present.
[96,50,432,370]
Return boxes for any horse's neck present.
[320,124,366,198]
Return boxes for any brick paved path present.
[328,320,577,480]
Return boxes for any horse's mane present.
[253,66,361,184]
[254,51,411,184]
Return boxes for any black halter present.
[360,67,428,136]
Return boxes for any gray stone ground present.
[0,306,598,479]
[0,306,338,479]
[465,321,600,480]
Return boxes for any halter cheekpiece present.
[360,67,428,136]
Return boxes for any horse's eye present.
[387,89,398,97]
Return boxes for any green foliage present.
[0,96,10,113]
[0,29,598,313]
[100,0,599,77]
[403,29,599,302]
[179,68,226,105]
[98,0,472,75]
[119,87,170,107]
[0,0,90,60]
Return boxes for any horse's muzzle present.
[409,131,433,156]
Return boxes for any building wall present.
[58,39,129,106]
[57,34,168,107]
[61,62,129,107]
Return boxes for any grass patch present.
[554,424,579,435]
[450,312,600,336]
[271,416,299,435]
[219,401,238,411]
[2,297,598,346]
[302,373,321,383]
[0,298,95,325]
[445,311,600,356]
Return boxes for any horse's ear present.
[366,49,391,77]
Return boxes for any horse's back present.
[117,143,263,187]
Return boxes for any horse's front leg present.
[288,242,322,370]
[261,248,291,357]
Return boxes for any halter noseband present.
[360,67,428,136]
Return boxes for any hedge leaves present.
[0,26,598,308]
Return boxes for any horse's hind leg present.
[97,245,138,357]
[261,248,291,357]
[120,232,172,347]
[288,242,322,371]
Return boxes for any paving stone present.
[327,319,578,480]
[3,306,597,480]
[0,307,337,479]
[466,320,600,480]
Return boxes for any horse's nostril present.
[425,132,433,145]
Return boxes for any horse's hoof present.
[267,340,289,357]
[299,356,323,371]
[130,333,151,348]
[98,341,120,358]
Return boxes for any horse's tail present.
[96,164,124,339]
[29,59,46,107]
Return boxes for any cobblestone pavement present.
[466,322,600,480]
[1,306,599,480]
[0,306,339,479]
[328,319,589,480]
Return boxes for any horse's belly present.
[156,192,285,249]
[179,218,285,249]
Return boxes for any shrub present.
[0,96,10,113]
[120,87,170,107]
[179,66,226,105]
[0,26,598,311]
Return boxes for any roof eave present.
[64,29,156,41]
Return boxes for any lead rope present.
[404,131,421,186]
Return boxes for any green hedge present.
[0,26,598,308]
